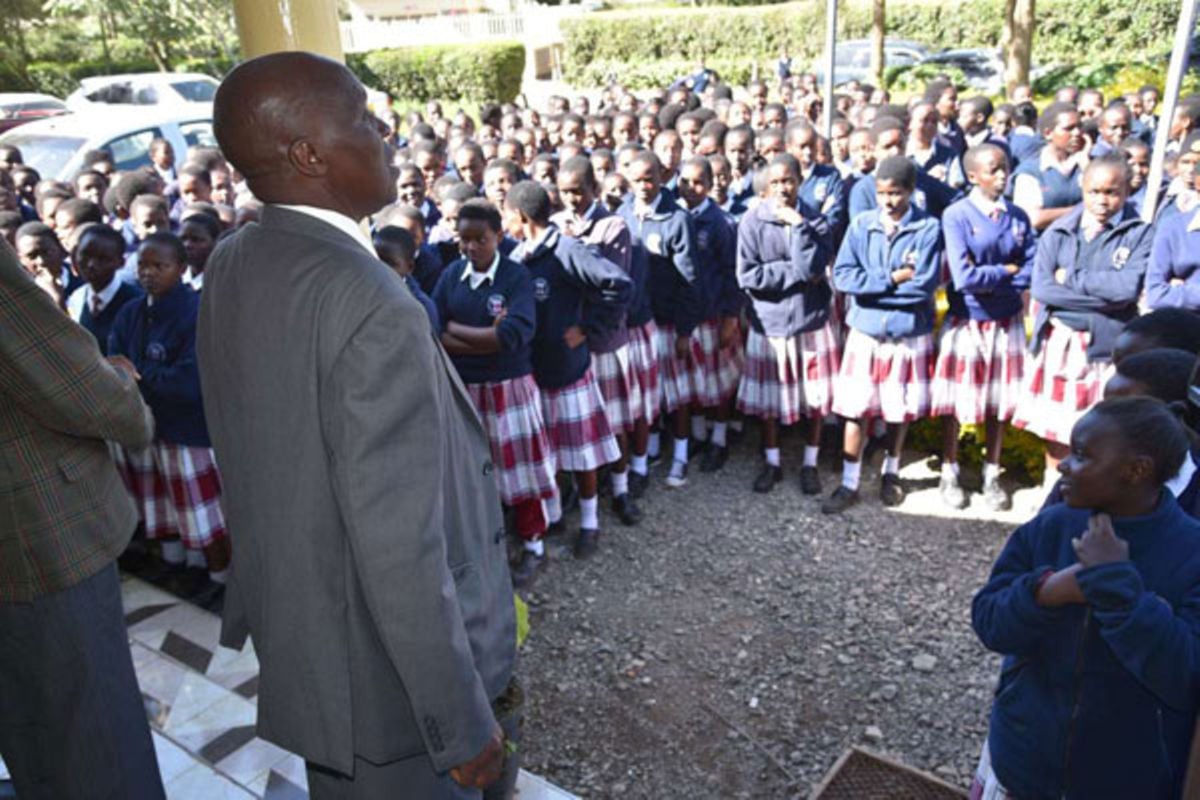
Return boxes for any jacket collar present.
[1047,204,1141,238]
[259,205,379,257]
[145,280,192,314]
[516,225,561,262]
[866,204,922,234]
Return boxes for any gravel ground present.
[516,424,1048,799]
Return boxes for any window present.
[104,128,162,172]
[134,86,160,105]
[179,121,216,148]
[170,79,219,103]
[0,133,85,178]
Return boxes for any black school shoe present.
[752,464,783,493]
[612,493,643,525]
[700,445,729,473]
[511,549,547,590]
[880,473,906,507]
[821,485,859,514]
[799,465,822,495]
[574,528,600,559]
[628,470,649,499]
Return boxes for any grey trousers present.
[0,563,165,800]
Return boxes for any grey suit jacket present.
[197,206,516,775]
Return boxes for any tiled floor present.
[0,576,575,800]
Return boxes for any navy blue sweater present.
[833,206,944,338]
[797,164,846,242]
[108,281,209,447]
[519,227,633,390]
[688,199,742,321]
[616,193,702,335]
[1030,205,1151,360]
[736,199,832,337]
[973,493,1200,800]
[848,171,961,222]
[79,281,144,356]
[412,243,445,295]
[432,256,535,384]
[941,195,1035,322]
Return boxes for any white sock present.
[648,432,661,458]
[942,461,960,481]
[544,492,563,524]
[691,416,709,441]
[208,568,229,584]
[983,462,1001,483]
[160,539,185,565]
[611,469,629,496]
[883,455,901,476]
[711,422,728,448]
[765,447,781,467]
[673,437,689,464]
[669,459,686,478]
[525,538,545,556]
[185,548,206,568]
[842,459,862,490]
[631,454,648,475]
[803,445,819,468]
[580,496,599,530]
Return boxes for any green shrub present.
[906,419,1046,484]
[10,56,159,96]
[357,42,525,105]
[561,0,1183,87]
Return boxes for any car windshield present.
[170,80,217,102]
[0,133,85,177]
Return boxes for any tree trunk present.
[870,0,885,89]
[1003,0,1034,96]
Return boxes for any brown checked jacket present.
[0,241,154,603]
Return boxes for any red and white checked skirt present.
[465,375,558,506]
[119,443,227,549]
[737,323,840,424]
[654,322,704,413]
[592,345,643,435]
[626,321,660,426]
[968,741,1014,800]
[539,370,622,472]
[831,328,934,423]
[1013,322,1114,444]
[693,318,745,408]
[930,316,1026,424]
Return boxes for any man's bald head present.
[214,52,395,218]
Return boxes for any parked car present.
[0,93,69,134]
[813,39,931,86]
[918,49,1005,95]
[65,72,219,112]
[0,107,215,181]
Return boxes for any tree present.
[0,0,47,86]
[870,0,885,89]
[1001,0,1035,96]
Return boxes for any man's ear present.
[288,139,327,178]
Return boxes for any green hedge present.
[561,0,1184,86]
[1,56,232,97]
[354,42,525,105]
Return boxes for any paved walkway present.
[0,576,576,800]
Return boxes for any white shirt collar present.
[274,204,376,257]
[1166,452,1197,498]
[184,267,204,291]
[965,129,991,148]
[906,141,934,162]
[969,188,1007,218]
[1040,146,1080,175]
[460,253,501,289]
[67,277,122,321]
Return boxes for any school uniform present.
[419,198,441,236]
[688,198,744,408]
[517,226,631,472]
[622,244,661,427]
[403,274,440,334]
[411,242,445,295]
[616,192,703,415]
[550,202,643,435]
[1011,146,1084,218]
[798,163,846,242]
[972,492,1200,800]
[729,173,756,208]
[931,192,1034,425]
[107,282,227,553]
[907,140,958,177]
[831,206,943,423]
[848,170,960,222]
[1012,206,1152,444]
[1146,205,1200,311]
[719,195,749,221]
[431,255,556,513]
[1006,127,1043,170]
[735,200,838,425]
[66,278,144,356]
[936,118,967,155]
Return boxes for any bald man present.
[196,52,516,798]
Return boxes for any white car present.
[65,72,219,112]
[0,107,215,181]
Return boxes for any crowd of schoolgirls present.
[9,66,1200,797]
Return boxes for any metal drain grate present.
[811,747,968,799]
